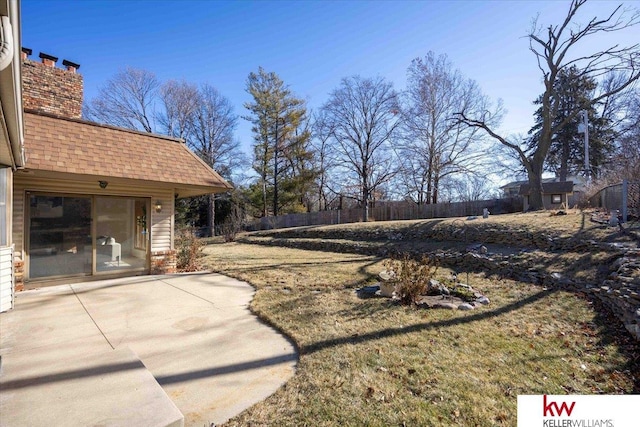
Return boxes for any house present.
[2,46,231,300]
[0,0,25,312]
[519,181,574,211]
[500,179,530,198]
[502,175,585,210]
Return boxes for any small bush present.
[450,286,475,302]
[175,227,205,272]
[384,254,438,305]
[216,200,246,242]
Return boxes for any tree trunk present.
[207,194,215,237]
[433,174,440,204]
[261,177,267,217]
[527,162,545,210]
[560,139,569,181]
[362,185,370,222]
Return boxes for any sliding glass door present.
[28,194,149,280]
[29,195,92,279]
[95,197,149,273]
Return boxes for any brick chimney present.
[39,52,58,67]
[21,48,83,119]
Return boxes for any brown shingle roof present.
[23,112,232,192]
[519,181,574,195]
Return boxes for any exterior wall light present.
[154,201,162,213]
[98,180,108,189]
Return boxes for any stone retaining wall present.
[250,221,622,253]
[239,232,640,341]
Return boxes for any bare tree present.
[84,67,159,132]
[158,81,243,235]
[321,75,400,221]
[457,0,640,210]
[601,90,640,183]
[189,84,242,236]
[157,79,199,140]
[451,174,495,202]
[399,52,494,205]
[311,110,340,211]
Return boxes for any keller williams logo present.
[543,395,576,417]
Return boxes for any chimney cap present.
[38,52,58,62]
[22,47,33,56]
[62,59,80,70]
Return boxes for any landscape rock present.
[458,303,474,310]
[434,302,458,310]
[476,296,490,305]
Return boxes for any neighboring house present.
[500,179,530,198]
[519,181,574,211]
[0,0,25,312]
[503,176,584,211]
[7,49,231,292]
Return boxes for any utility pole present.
[580,110,590,181]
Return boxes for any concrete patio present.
[0,273,298,426]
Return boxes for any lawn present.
[201,217,639,426]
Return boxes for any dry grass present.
[245,209,639,245]
[201,234,638,426]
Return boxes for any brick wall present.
[14,260,24,291]
[21,52,83,119]
[151,250,177,275]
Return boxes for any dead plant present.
[384,254,438,305]
[175,227,205,271]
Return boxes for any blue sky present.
[21,0,639,157]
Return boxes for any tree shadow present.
[301,288,556,355]
[155,353,297,386]
[243,219,446,243]
[0,352,298,390]
[581,294,640,393]
[0,360,144,390]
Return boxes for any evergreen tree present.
[244,68,316,217]
[528,66,616,180]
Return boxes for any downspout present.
[0,15,13,71]
[0,0,26,169]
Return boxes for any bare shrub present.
[216,202,245,242]
[175,227,205,271]
[384,254,438,305]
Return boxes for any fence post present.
[622,179,628,223]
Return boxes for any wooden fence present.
[589,180,640,221]
[247,197,523,231]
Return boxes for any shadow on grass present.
[301,287,557,355]
[241,219,446,243]
[300,285,640,392]
[587,295,640,392]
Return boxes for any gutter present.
[0,15,13,70]
[0,0,25,169]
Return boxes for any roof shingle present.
[519,181,574,195]
[23,112,232,191]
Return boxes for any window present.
[551,194,562,204]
